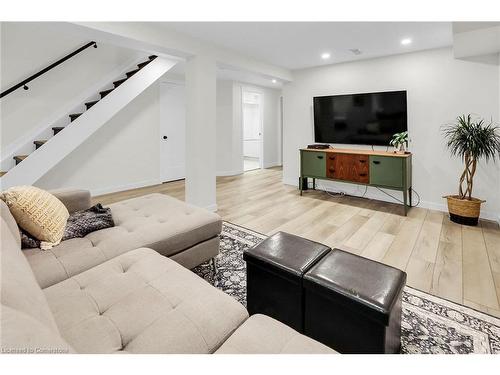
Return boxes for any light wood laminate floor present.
[95,167,500,318]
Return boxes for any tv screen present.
[313,90,407,146]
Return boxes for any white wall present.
[35,83,161,195]
[35,71,191,195]
[261,86,282,168]
[1,22,140,150]
[216,80,242,175]
[283,47,500,220]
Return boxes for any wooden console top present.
[300,147,412,158]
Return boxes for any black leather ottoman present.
[303,249,407,354]
[243,231,331,332]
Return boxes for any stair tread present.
[69,113,83,122]
[0,171,7,177]
[126,68,140,77]
[52,126,64,135]
[85,101,99,110]
[137,60,153,69]
[113,78,128,87]
[34,140,47,144]
[99,88,114,98]
[14,154,28,165]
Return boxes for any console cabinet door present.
[327,153,369,183]
[301,151,326,178]
[369,156,403,188]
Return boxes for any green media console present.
[300,148,412,215]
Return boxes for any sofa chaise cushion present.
[44,248,248,354]
[25,193,222,288]
[215,314,335,354]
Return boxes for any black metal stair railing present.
[0,41,97,99]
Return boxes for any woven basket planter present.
[444,195,485,226]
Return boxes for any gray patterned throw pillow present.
[20,203,114,249]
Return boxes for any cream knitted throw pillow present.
[1,186,69,249]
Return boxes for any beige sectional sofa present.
[1,189,334,354]
[24,190,222,289]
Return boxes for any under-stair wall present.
[35,82,163,195]
[1,56,178,191]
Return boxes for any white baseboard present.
[283,176,500,222]
[92,180,219,214]
[263,161,282,169]
[205,203,218,212]
[217,169,244,177]
[283,176,299,186]
[91,178,162,197]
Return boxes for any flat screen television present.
[313,90,407,146]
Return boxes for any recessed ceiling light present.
[271,79,277,84]
[321,52,331,60]
[401,38,412,46]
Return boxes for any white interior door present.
[242,91,263,171]
[160,82,185,182]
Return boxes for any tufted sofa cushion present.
[44,247,248,354]
[25,193,222,288]
[1,305,74,354]
[216,314,335,354]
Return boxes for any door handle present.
[373,160,380,165]
[163,136,168,140]
[317,155,324,159]
[359,173,367,177]
[359,159,366,163]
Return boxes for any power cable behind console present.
[311,181,421,208]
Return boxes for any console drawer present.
[327,153,369,183]
[369,156,403,188]
[301,151,326,178]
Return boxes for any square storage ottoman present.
[243,231,330,332]
[303,249,407,353]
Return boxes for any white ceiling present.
[162,22,453,70]
[168,62,285,89]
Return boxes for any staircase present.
[1,55,178,189]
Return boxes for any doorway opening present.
[242,90,263,172]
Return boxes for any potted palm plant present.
[442,114,500,226]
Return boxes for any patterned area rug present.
[192,222,500,354]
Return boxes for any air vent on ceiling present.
[349,49,362,55]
